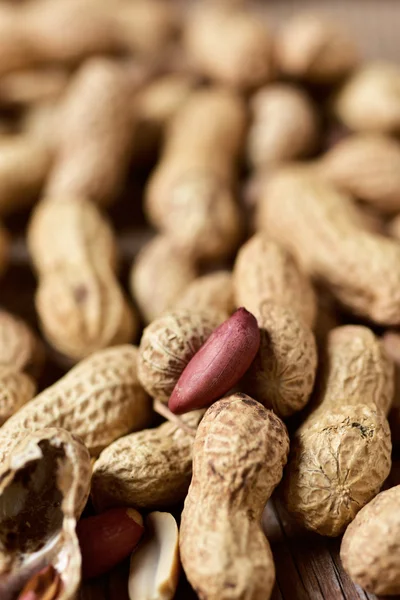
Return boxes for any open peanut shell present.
[0,427,91,600]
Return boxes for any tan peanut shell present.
[275,13,358,83]
[283,405,392,537]
[180,394,289,600]
[0,345,152,463]
[244,301,317,418]
[319,134,400,214]
[0,135,52,216]
[0,427,91,600]
[146,88,245,263]
[247,84,318,169]
[138,310,222,403]
[0,67,68,106]
[0,309,44,378]
[133,74,197,164]
[184,5,273,90]
[233,233,316,327]
[0,367,36,426]
[258,167,400,325]
[0,0,120,76]
[130,235,197,324]
[28,196,136,360]
[315,326,394,416]
[91,410,204,511]
[340,485,400,595]
[334,62,400,133]
[175,270,235,319]
[45,58,142,207]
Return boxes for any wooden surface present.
[3,1,400,598]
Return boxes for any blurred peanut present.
[28,197,137,360]
[146,88,246,263]
[130,235,197,324]
[175,270,235,318]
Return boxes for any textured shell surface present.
[233,233,316,327]
[0,367,36,425]
[175,270,235,318]
[341,485,400,595]
[283,405,392,536]
[244,301,317,418]
[0,310,44,377]
[0,345,152,464]
[138,310,222,402]
[180,394,289,600]
[316,325,394,415]
[91,409,204,511]
[259,168,400,325]
[0,427,91,600]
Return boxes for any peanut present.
[233,233,316,327]
[77,508,144,580]
[283,325,393,536]
[45,58,145,207]
[17,565,61,600]
[275,14,358,83]
[169,308,260,414]
[247,84,318,169]
[92,410,204,512]
[0,345,152,463]
[318,133,400,214]
[28,196,137,360]
[175,270,235,319]
[244,301,317,418]
[145,88,245,263]
[184,4,273,90]
[0,310,44,378]
[130,235,197,324]
[0,427,91,600]
[133,74,197,165]
[128,512,180,600]
[0,68,68,106]
[0,134,51,216]
[138,310,222,403]
[334,62,400,133]
[180,394,289,600]
[258,167,400,325]
[340,485,400,595]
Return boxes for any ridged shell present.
[341,485,400,595]
[180,394,289,600]
[244,301,317,418]
[283,405,392,536]
[258,167,400,325]
[0,345,152,463]
[0,310,44,378]
[0,367,36,425]
[233,233,316,327]
[91,410,204,511]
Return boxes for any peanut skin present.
[146,88,245,263]
[258,167,400,325]
[28,196,137,360]
[169,308,260,414]
[0,345,152,464]
[180,394,289,600]
[91,410,204,511]
[138,310,223,403]
[340,485,400,595]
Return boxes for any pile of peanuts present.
[1,0,400,598]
